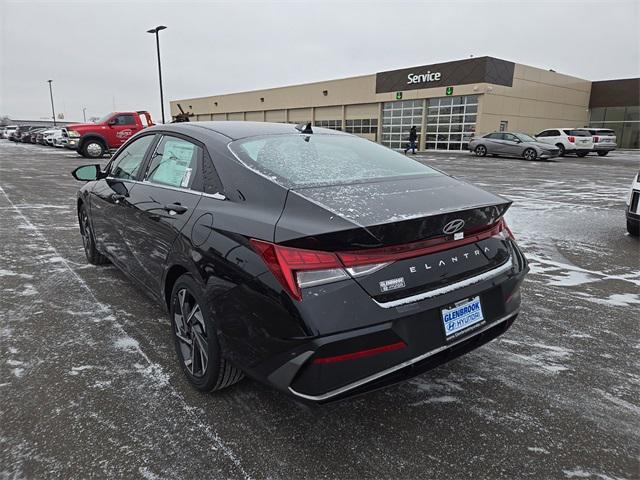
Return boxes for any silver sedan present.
[469,132,560,160]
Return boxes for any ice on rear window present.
[229,134,440,187]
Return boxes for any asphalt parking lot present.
[1,141,638,479]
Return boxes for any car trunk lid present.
[273,174,513,301]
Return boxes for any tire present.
[170,274,244,392]
[597,151,609,157]
[475,145,487,157]
[81,139,105,158]
[576,151,588,158]
[556,144,565,157]
[79,204,109,265]
[628,220,639,237]
[523,148,537,161]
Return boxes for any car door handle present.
[163,204,188,214]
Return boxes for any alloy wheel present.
[524,149,536,161]
[173,288,209,377]
[81,209,91,253]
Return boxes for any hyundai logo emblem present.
[443,219,465,235]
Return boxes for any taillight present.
[593,136,599,143]
[250,239,347,301]
[250,219,514,300]
[568,136,576,143]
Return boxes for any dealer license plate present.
[441,296,484,338]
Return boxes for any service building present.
[170,57,639,150]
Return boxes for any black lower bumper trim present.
[289,310,517,402]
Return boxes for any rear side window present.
[229,134,440,187]
[115,115,136,125]
[484,133,502,139]
[146,136,200,189]
[563,129,591,136]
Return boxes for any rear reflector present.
[312,341,407,364]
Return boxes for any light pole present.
[47,80,56,127]
[147,25,167,123]
[82,107,87,122]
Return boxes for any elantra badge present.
[443,219,465,235]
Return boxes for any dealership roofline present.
[172,55,602,103]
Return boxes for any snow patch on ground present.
[69,365,95,375]
[114,336,140,351]
[527,447,550,454]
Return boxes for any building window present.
[589,106,640,149]
[344,119,378,135]
[381,99,423,150]
[314,119,342,131]
[424,95,479,150]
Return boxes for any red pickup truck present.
[64,111,154,158]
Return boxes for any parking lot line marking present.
[0,185,254,480]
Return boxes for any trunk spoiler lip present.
[285,186,512,234]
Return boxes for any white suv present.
[587,128,617,156]
[534,128,594,157]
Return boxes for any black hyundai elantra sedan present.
[72,121,528,403]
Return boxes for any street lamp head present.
[147,25,167,33]
[47,79,53,83]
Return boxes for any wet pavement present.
[1,141,638,479]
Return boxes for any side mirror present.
[108,119,117,126]
[71,164,101,181]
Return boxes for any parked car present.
[35,129,48,145]
[54,129,68,147]
[71,121,528,402]
[13,125,41,142]
[534,128,593,157]
[30,128,48,144]
[3,126,18,139]
[64,111,154,158]
[626,171,640,236]
[587,128,617,156]
[40,128,61,146]
[469,132,560,160]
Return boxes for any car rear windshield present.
[229,134,441,187]
[590,129,615,136]
[563,129,591,136]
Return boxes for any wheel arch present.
[78,134,108,151]
[163,264,190,310]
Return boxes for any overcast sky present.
[1,0,639,123]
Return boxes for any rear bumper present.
[289,310,518,402]
[593,144,616,152]
[251,244,528,403]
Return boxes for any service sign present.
[375,56,514,94]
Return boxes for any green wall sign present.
[446,86,454,96]
[396,92,403,100]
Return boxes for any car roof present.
[153,121,348,140]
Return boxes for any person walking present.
[404,126,418,154]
